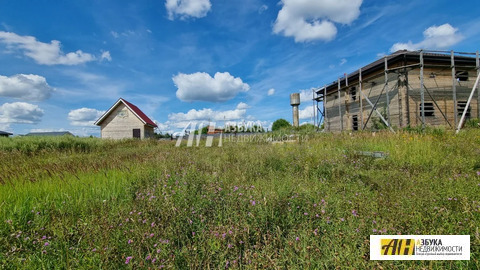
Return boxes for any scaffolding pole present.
[312,88,315,128]
[324,86,328,131]
[338,78,343,131]
[451,50,458,127]
[358,84,395,132]
[477,51,479,119]
[359,68,364,127]
[420,50,425,130]
[456,72,480,133]
[384,57,390,123]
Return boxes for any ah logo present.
[381,239,415,255]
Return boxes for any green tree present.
[272,118,291,131]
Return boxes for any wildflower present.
[352,210,358,216]
[128,239,133,244]
[372,229,377,233]
[251,200,256,206]
[92,248,97,252]
[146,255,151,261]
[151,222,155,227]
[233,186,239,191]
[304,212,308,215]
[125,256,133,264]
[295,237,299,241]
[192,232,195,236]
[340,218,345,222]
[149,233,154,238]
[157,249,161,253]
[477,171,480,176]
[44,242,49,246]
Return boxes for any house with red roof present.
[94,98,158,139]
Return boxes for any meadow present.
[0,130,479,269]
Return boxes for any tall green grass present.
[0,131,479,269]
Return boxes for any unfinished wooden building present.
[314,50,480,132]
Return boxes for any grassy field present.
[0,130,479,269]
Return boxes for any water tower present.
[290,93,300,127]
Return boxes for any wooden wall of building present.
[324,64,478,132]
[100,103,150,139]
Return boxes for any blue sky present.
[0,0,479,136]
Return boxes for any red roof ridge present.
[119,98,158,127]
[95,98,157,127]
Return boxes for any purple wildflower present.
[125,256,133,264]
[44,242,49,246]
[128,239,133,244]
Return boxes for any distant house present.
[0,131,13,137]
[207,126,223,135]
[26,131,74,137]
[95,98,157,139]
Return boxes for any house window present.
[352,115,359,131]
[456,71,468,81]
[457,101,471,119]
[133,129,141,138]
[350,87,357,101]
[419,102,435,117]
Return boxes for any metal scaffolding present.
[314,49,479,133]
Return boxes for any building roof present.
[94,98,158,128]
[315,50,478,99]
[26,131,74,136]
[0,131,13,136]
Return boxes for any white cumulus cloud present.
[236,102,250,110]
[0,74,54,101]
[0,31,99,65]
[299,88,316,103]
[165,0,211,20]
[299,105,315,120]
[267,88,275,96]
[68,108,105,126]
[390,23,463,52]
[173,72,250,102]
[169,107,247,122]
[273,0,363,42]
[0,102,44,124]
[100,51,112,62]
